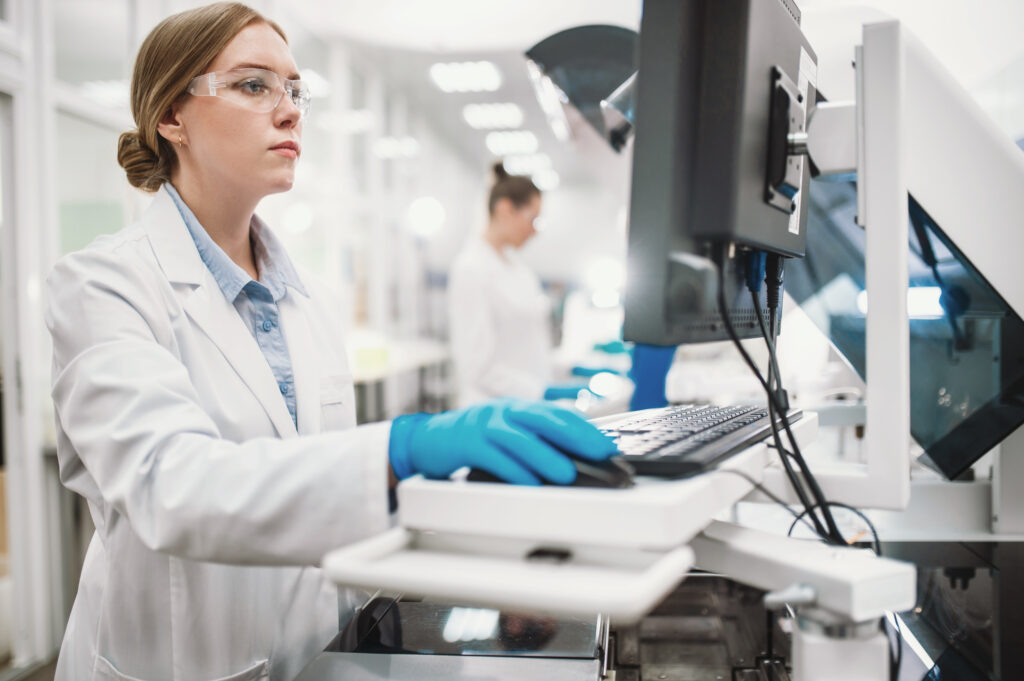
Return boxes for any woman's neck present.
[171,174,261,280]
[483,222,511,256]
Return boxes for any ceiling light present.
[532,168,560,191]
[501,153,552,175]
[485,130,538,156]
[406,196,446,239]
[462,103,524,129]
[429,61,502,93]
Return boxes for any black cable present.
[749,292,827,537]
[711,466,902,681]
[784,500,902,681]
[715,244,843,543]
[708,467,820,537]
[759,252,846,544]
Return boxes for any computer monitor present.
[623,0,818,345]
[787,178,1024,481]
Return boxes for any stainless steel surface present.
[294,652,602,680]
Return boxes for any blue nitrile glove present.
[570,365,625,378]
[593,340,629,354]
[388,399,619,485]
[543,383,593,401]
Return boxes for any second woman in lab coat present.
[46,4,617,679]
[449,163,576,407]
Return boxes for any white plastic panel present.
[322,527,693,623]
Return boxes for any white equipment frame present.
[797,17,1024,535]
[325,15,1024,681]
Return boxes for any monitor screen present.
[786,178,1024,480]
[622,0,817,346]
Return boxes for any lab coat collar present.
[142,186,298,438]
[143,188,207,286]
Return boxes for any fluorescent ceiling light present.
[462,102,524,129]
[406,196,446,239]
[429,61,502,93]
[856,286,944,318]
[501,153,552,175]
[485,130,538,155]
[532,168,560,191]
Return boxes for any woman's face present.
[172,22,302,201]
[497,194,542,248]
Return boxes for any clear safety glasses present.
[186,68,311,120]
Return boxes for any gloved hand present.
[388,399,619,485]
[570,366,625,378]
[593,340,629,355]
[542,382,593,401]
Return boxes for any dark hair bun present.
[492,161,509,182]
[117,130,171,192]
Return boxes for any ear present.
[156,100,186,147]
[493,196,515,218]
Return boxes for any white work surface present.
[323,412,818,621]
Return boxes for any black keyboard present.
[601,404,801,478]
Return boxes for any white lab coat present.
[46,188,391,681]
[447,235,552,407]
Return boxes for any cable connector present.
[765,253,785,311]
[745,250,767,294]
[771,387,790,413]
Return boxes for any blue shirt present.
[165,184,308,428]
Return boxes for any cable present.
[717,244,843,543]
[737,251,827,537]
[760,252,846,544]
[708,467,820,537]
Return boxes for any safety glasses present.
[186,68,311,120]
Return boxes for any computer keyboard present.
[601,404,802,478]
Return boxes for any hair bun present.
[492,160,509,181]
[117,130,169,192]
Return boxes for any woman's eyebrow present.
[229,62,301,79]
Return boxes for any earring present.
[177,136,183,147]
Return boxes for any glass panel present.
[54,0,131,110]
[57,113,126,254]
[786,178,1024,480]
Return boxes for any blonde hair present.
[117,2,287,191]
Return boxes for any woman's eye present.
[237,79,269,95]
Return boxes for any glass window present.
[54,0,131,111]
[57,113,126,254]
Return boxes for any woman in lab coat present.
[46,4,616,680]
[449,163,576,407]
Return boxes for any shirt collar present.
[164,183,308,302]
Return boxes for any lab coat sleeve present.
[448,263,546,401]
[46,246,390,566]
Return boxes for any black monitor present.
[623,0,818,345]
[786,178,1024,481]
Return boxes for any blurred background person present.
[448,162,588,407]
